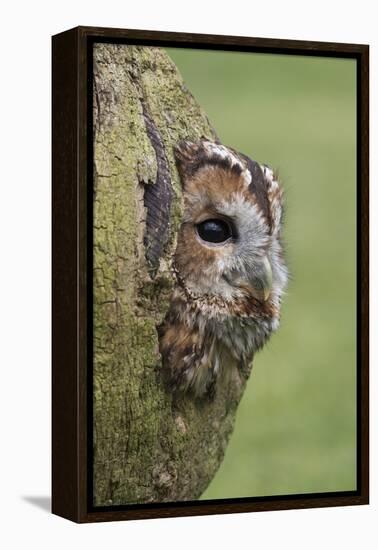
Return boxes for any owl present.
[158,139,288,397]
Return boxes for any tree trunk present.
[93,43,249,506]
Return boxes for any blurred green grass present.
[166,48,357,498]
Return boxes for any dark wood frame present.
[52,25,369,523]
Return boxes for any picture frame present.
[52,26,369,523]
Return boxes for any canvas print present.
[91,43,357,507]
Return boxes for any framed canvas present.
[52,26,369,523]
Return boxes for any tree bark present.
[93,44,249,506]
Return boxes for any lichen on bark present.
[93,43,248,506]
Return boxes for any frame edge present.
[52,26,82,523]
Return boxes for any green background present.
[166,48,357,498]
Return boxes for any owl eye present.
[196,219,233,244]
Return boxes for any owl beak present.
[262,257,273,301]
[225,256,273,302]
[246,256,273,302]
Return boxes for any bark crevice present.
[141,103,173,276]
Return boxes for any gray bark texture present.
[93,44,249,506]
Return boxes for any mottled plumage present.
[159,139,288,397]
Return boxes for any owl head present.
[173,139,288,318]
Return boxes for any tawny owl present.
[159,139,288,397]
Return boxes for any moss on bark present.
[93,44,248,506]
